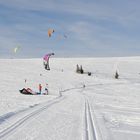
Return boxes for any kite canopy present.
[14,46,20,53]
[48,29,55,37]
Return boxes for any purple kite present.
[43,53,54,70]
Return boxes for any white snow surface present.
[0,57,140,140]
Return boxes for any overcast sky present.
[0,0,140,58]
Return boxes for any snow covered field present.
[0,57,140,140]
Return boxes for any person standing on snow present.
[39,84,42,94]
[43,53,54,70]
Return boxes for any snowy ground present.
[0,57,140,140]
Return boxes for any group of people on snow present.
[20,83,48,95]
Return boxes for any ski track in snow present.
[0,58,140,140]
[84,98,98,140]
[61,86,103,140]
[0,82,139,140]
[0,96,64,140]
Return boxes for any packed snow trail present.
[61,87,103,140]
[0,93,84,140]
[0,88,104,140]
[84,98,98,140]
[0,58,140,140]
[0,96,65,140]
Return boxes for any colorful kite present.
[48,29,55,37]
[14,46,20,53]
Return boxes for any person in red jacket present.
[39,84,42,94]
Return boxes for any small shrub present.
[115,71,119,79]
